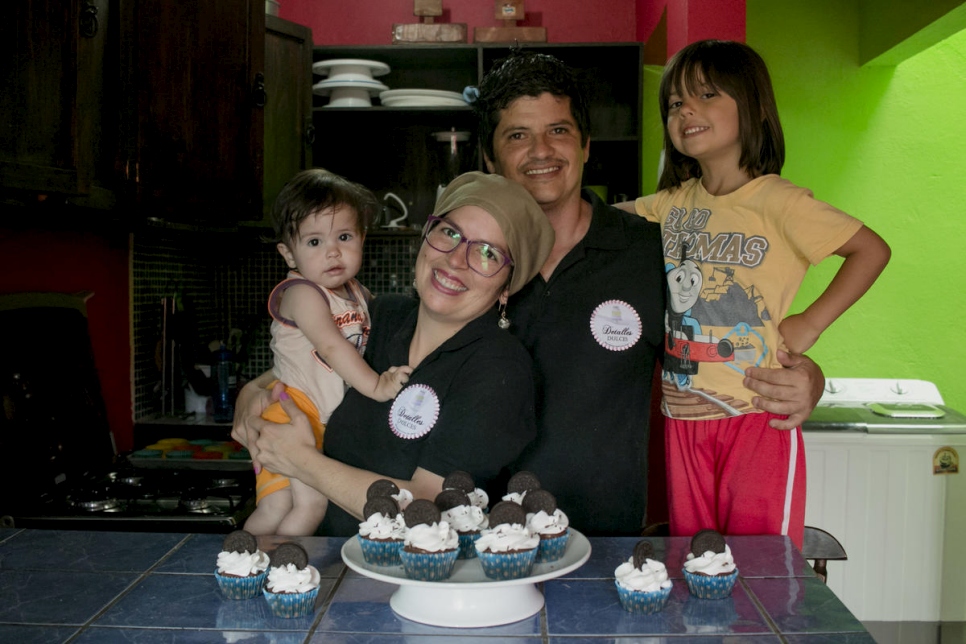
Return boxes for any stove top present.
[1,462,255,533]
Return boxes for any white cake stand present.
[341,529,591,628]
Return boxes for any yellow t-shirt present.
[636,175,862,420]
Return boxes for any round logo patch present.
[389,384,440,440]
[590,299,642,352]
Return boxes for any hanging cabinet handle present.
[80,0,99,38]
[252,73,267,108]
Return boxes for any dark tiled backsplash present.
[133,231,418,420]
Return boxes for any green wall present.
[640,1,966,411]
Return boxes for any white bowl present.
[327,88,372,108]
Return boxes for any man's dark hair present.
[271,169,379,244]
[473,51,592,162]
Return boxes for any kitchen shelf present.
[312,42,644,225]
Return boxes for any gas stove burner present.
[70,494,124,513]
[180,496,212,512]
[211,477,237,488]
[116,475,145,486]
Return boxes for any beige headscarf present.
[430,172,555,295]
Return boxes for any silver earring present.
[498,302,510,330]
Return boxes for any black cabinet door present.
[0,0,108,196]
[127,0,265,223]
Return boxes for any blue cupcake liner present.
[262,586,320,618]
[456,532,481,559]
[357,534,403,566]
[535,529,570,563]
[615,580,672,614]
[399,548,459,581]
[214,569,268,600]
[476,547,537,580]
[682,567,739,599]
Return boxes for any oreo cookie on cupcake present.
[399,499,459,581]
[682,529,738,599]
[357,485,406,566]
[262,542,321,618]
[436,488,488,559]
[474,500,539,580]
[522,489,570,563]
[214,530,270,600]
[614,540,673,614]
[502,470,541,505]
[442,470,489,512]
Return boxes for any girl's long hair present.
[657,40,784,192]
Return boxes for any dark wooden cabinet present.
[259,14,314,223]
[0,0,112,201]
[122,0,265,223]
[1,1,312,225]
[311,43,643,226]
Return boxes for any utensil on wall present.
[432,128,471,200]
[382,192,409,229]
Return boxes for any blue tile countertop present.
[0,528,874,643]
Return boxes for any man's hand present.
[744,350,824,430]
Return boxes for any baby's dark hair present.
[658,39,784,191]
[473,50,591,163]
[271,169,379,244]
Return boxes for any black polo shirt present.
[320,295,537,536]
[507,190,666,536]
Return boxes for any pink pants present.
[665,412,806,551]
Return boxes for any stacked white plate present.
[312,58,390,108]
[379,89,467,108]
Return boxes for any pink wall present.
[281,0,639,44]
[0,227,133,452]
[281,1,745,51]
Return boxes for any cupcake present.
[214,529,270,600]
[399,499,459,581]
[262,542,321,618]
[614,540,673,614]
[501,470,541,505]
[369,477,414,512]
[436,488,488,559]
[682,529,738,599]
[357,494,406,566]
[474,500,539,580]
[442,470,489,512]
[522,489,570,563]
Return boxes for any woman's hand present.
[744,350,824,430]
[231,374,284,473]
[249,392,318,479]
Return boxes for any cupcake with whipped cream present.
[442,470,489,512]
[522,489,570,563]
[399,499,459,581]
[436,488,488,559]
[357,494,406,566]
[262,542,321,618]
[615,540,673,614]
[501,470,541,505]
[682,529,738,599]
[214,530,270,599]
[474,500,539,580]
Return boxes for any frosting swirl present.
[392,488,414,511]
[475,523,539,553]
[501,491,526,505]
[467,487,489,510]
[404,521,458,552]
[216,549,269,577]
[527,509,569,536]
[615,556,672,592]
[441,504,488,533]
[685,544,736,575]
[358,512,406,540]
[266,563,321,593]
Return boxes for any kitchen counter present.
[0,528,874,642]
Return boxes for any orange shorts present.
[254,384,325,504]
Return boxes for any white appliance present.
[802,378,966,622]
